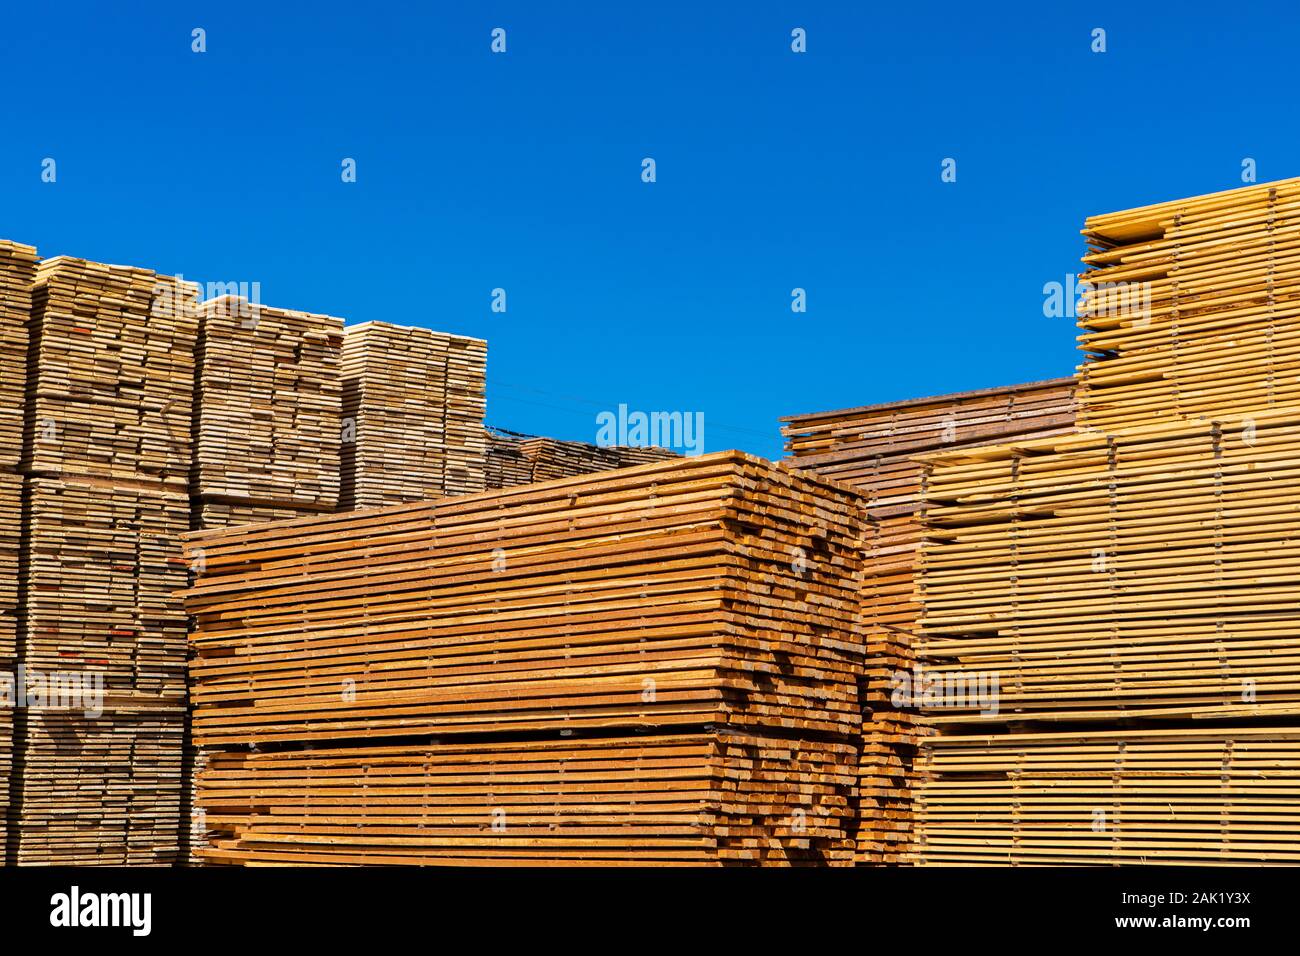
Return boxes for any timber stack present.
[340,321,488,509]
[779,379,1077,863]
[485,426,679,490]
[183,452,866,865]
[0,240,36,854]
[8,255,199,865]
[909,177,1300,865]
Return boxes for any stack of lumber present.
[7,706,184,865]
[340,322,488,509]
[909,726,1300,865]
[780,379,1076,863]
[0,472,22,664]
[199,733,858,866]
[184,452,866,865]
[916,407,1300,724]
[184,453,865,744]
[22,477,190,700]
[193,296,342,510]
[0,241,37,467]
[485,427,679,490]
[21,258,198,485]
[1078,177,1300,432]
[7,255,198,866]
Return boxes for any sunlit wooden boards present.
[180,501,330,866]
[7,707,184,865]
[916,408,1300,724]
[780,379,1078,863]
[0,241,37,468]
[182,452,867,745]
[21,257,199,486]
[1078,177,1300,432]
[909,726,1300,865]
[197,732,858,866]
[340,322,488,508]
[485,427,680,490]
[20,476,190,701]
[194,296,342,510]
[0,473,22,662]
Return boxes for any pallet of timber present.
[22,257,198,486]
[910,725,1300,866]
[182,452,866,746]
[1078,177,1300,431]
[197,731,857,866]
[780,379,1077,862]
[340,321,487,509]
[485,427,679,490]
[194,296,342,509]
[22,476,190,701]
[8,706,184,865]
[0,708,10,853]
[0,240,37,468]
[917,407,1300,723]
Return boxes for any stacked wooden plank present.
[21,258,197,486]
[340,322,487,509]
[0,240,35,858]
[184,452,866,865]
[194,296,342,511]
[0,242,37,468]
[916,407,1300,723]
[9,706,185,865]
[485,427,679,490]
[1078,177,1300,432]
[911,726,1300,865]
[780,380,1077,863]
[9,256,199,866]
[199,733,858,866]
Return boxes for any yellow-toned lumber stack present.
[0,240,36,855]
[9,255,199,865]
[913,179,1300,865]
[193,296,342,512]
[184,452,866,865]
[340,322,487,509]
[780,379,1077,863]
[485,427,679,490]
[1077,177,1300,432]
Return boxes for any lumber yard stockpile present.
[908,177,1300,865]
[0,238,496,866]
[485,426,679,489]
[9,254,198,865]
[182,453,867,865]
[341,322,488,509]
[779,381,1077,863]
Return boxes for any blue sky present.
[2,1,1296,459]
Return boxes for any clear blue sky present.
[2,1,1295,459]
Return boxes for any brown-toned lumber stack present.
[340,322,487,508]
[485,427,679,490]
[0,472,22,664]
[184,452,865,865]
[780,379,1077,863]
[1078,177,1300,432]
[0,242,37,468]
[9,256,199,866]
[193,296,342,511]
[180,499,332,865]
[911,726,1300,865]
[200,733,858,866]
